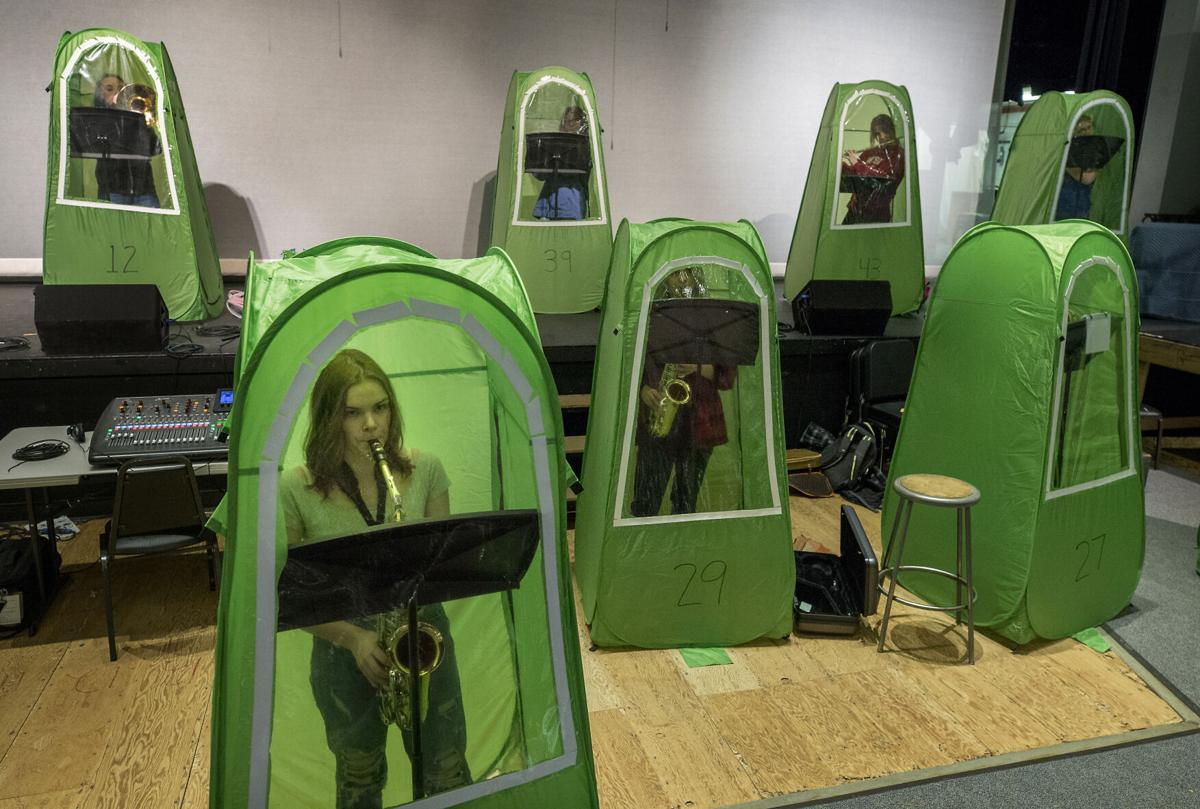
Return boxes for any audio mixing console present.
[88,389,234,465]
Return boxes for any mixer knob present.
[136,400,144,413]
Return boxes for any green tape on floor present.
[679,647,733,668]
[1072,627,1111,653]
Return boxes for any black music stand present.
[646,299,761,366]
[1066,135,1125,171]
[68,107,160,160]
[524,132,591,219]
[278,509,540,801]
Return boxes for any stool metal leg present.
[955,507,964,627]
[880,494,907,576]
[877,498,913,652]
[964,505,975,664]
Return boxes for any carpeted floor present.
[785,467,1200,809]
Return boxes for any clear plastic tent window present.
[618,260,774,521]
[1052,102,1131,234]
[1048,258,1134,495]
[515,79,602,224]
[265,317,563,806]
[832,90,909,229]
[58,38,174,212]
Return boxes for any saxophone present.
[376,611,445,730]
[647,363,692,438]
[368,439,405,522]
[646,266,707,438]
[368,440,444,730]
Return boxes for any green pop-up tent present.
[883,221,1143,644]
[993,90,1135,239]
[209,240,599,808]
[574,219,794,648]
[785,80,924,314]
[42,28,223,321]
[231,237,438,383]
[489,66,612,314]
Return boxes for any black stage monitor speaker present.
[34,284,167,354]
[792,280,892,336]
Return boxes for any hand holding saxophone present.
[346,625,391,689]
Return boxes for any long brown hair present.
[304,348,413,497]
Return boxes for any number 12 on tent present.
[674,560,728,607]
[109,244,137,273]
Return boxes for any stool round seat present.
[894,474,980,507]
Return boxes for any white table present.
[1,426,227,634]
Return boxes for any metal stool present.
[877,473,980,663]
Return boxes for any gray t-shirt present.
[280,449,450,544]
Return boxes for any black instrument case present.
[793,505,879,635]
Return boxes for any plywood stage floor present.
[0,497,1194,809]
[579,497,1197,807]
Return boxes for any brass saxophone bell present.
[648,363,692,438]
[377,614,445,731]
[664,377,691,406]
[115,83,157,128]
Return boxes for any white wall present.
[1132,0,1200,222]
[0,0,1006,268]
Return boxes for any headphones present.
[67,423,86,445]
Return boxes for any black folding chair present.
[99,457,220,661]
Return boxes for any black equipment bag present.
[818,422,878,492]
[819,421,887,511]
[0,537,62,634]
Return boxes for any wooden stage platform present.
[0,497,1194,809]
